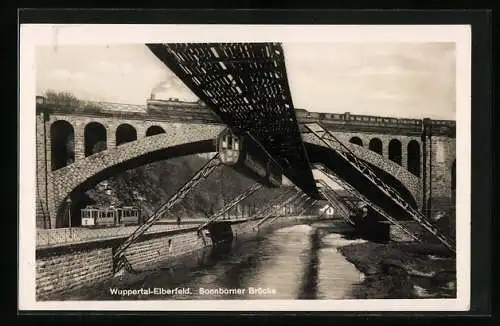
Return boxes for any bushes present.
[86,154,285,219]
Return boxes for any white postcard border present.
[19,24,471,311]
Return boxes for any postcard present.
[18,23,471,311]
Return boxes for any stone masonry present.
[35,99,456,229]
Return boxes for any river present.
[60,220,453,301]
[61,220,373,300]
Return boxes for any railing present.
[36,222,195,248]
[36,211,327,249]
[196,183,263,232]
[36,218,249,249]
[254,189,305,228]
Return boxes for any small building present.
[320,205,335,216]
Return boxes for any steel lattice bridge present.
[111,43,455,272]
[146,43,320,200]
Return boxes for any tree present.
[44,90,81,107]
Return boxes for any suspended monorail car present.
[217,128,283,188]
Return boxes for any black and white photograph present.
[19,24,471,311]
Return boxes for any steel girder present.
[146,43,320,199]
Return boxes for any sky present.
[36,42,456,120]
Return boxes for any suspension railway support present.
[263,193,311,227]
[297,198,319,217]
[113,154,222,273]
[146,43,321,200]
[248,187,296,221]
[254,190,308,229]
[196,182,263,232]
[317,180,355,225]
[305,123,455,253]
[316,164,423,244]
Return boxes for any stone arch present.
[304,142,418,210]
[116,123,137,145]
[369,138,383,155]
[84,122,107,157]
[407,140,421,177]
[50,120,75,170]
[349,136,363,146]
[301,133,421,209]
[146,125,166,137]
[49,124,225,228]
[389,139,402,165]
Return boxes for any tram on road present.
[81,205,143,227]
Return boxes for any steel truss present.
[316,164,422,243]
[317,180,355,225]
[255,190,307,228]
[113,154,222,271]
[248,187,296,221]
[197,183,263,232]
[264,193,310,226]
[146,43,321,199]
[305,123,455,252]
[297,197,319,217]
[251,188,300,228]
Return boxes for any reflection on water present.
[135,224,316,300]
[317,233,367,299]
[62,220,452,301]
[115,222,367,300]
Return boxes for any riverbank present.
[337,241,456,299]
[42,217,323,300]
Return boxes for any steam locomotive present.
[217,128,283,188]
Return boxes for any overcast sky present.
[36,42,456,120]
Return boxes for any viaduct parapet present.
[35,97,456,229]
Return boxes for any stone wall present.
[124,228,212,271]
[35,217,318,299]
[423,135,456,217]
[36,247,113,299]
[36,113,50,228]
[326,130,423,176]
[36,104,456,229]
[35,227,212,300]
[302,133,422,207]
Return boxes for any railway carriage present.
[217,128,283,188]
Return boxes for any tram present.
[217,128,283,188]
[81,205,143,227]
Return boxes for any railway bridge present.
[35,43,456,256]
[32,42,460,301]
[36,97,455,231]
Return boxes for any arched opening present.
[407,140,421,177]
[146,125,166,137]
[68,192,94,227]
[304,142,418,210]
[368,138,383,155]
[84,122,107,157]
[55,139,218,228]
[116,123,137,145]
[349,136,363,146]
[50,120,75,170]
[388,139,402,165]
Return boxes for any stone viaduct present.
[35,97,456,229]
